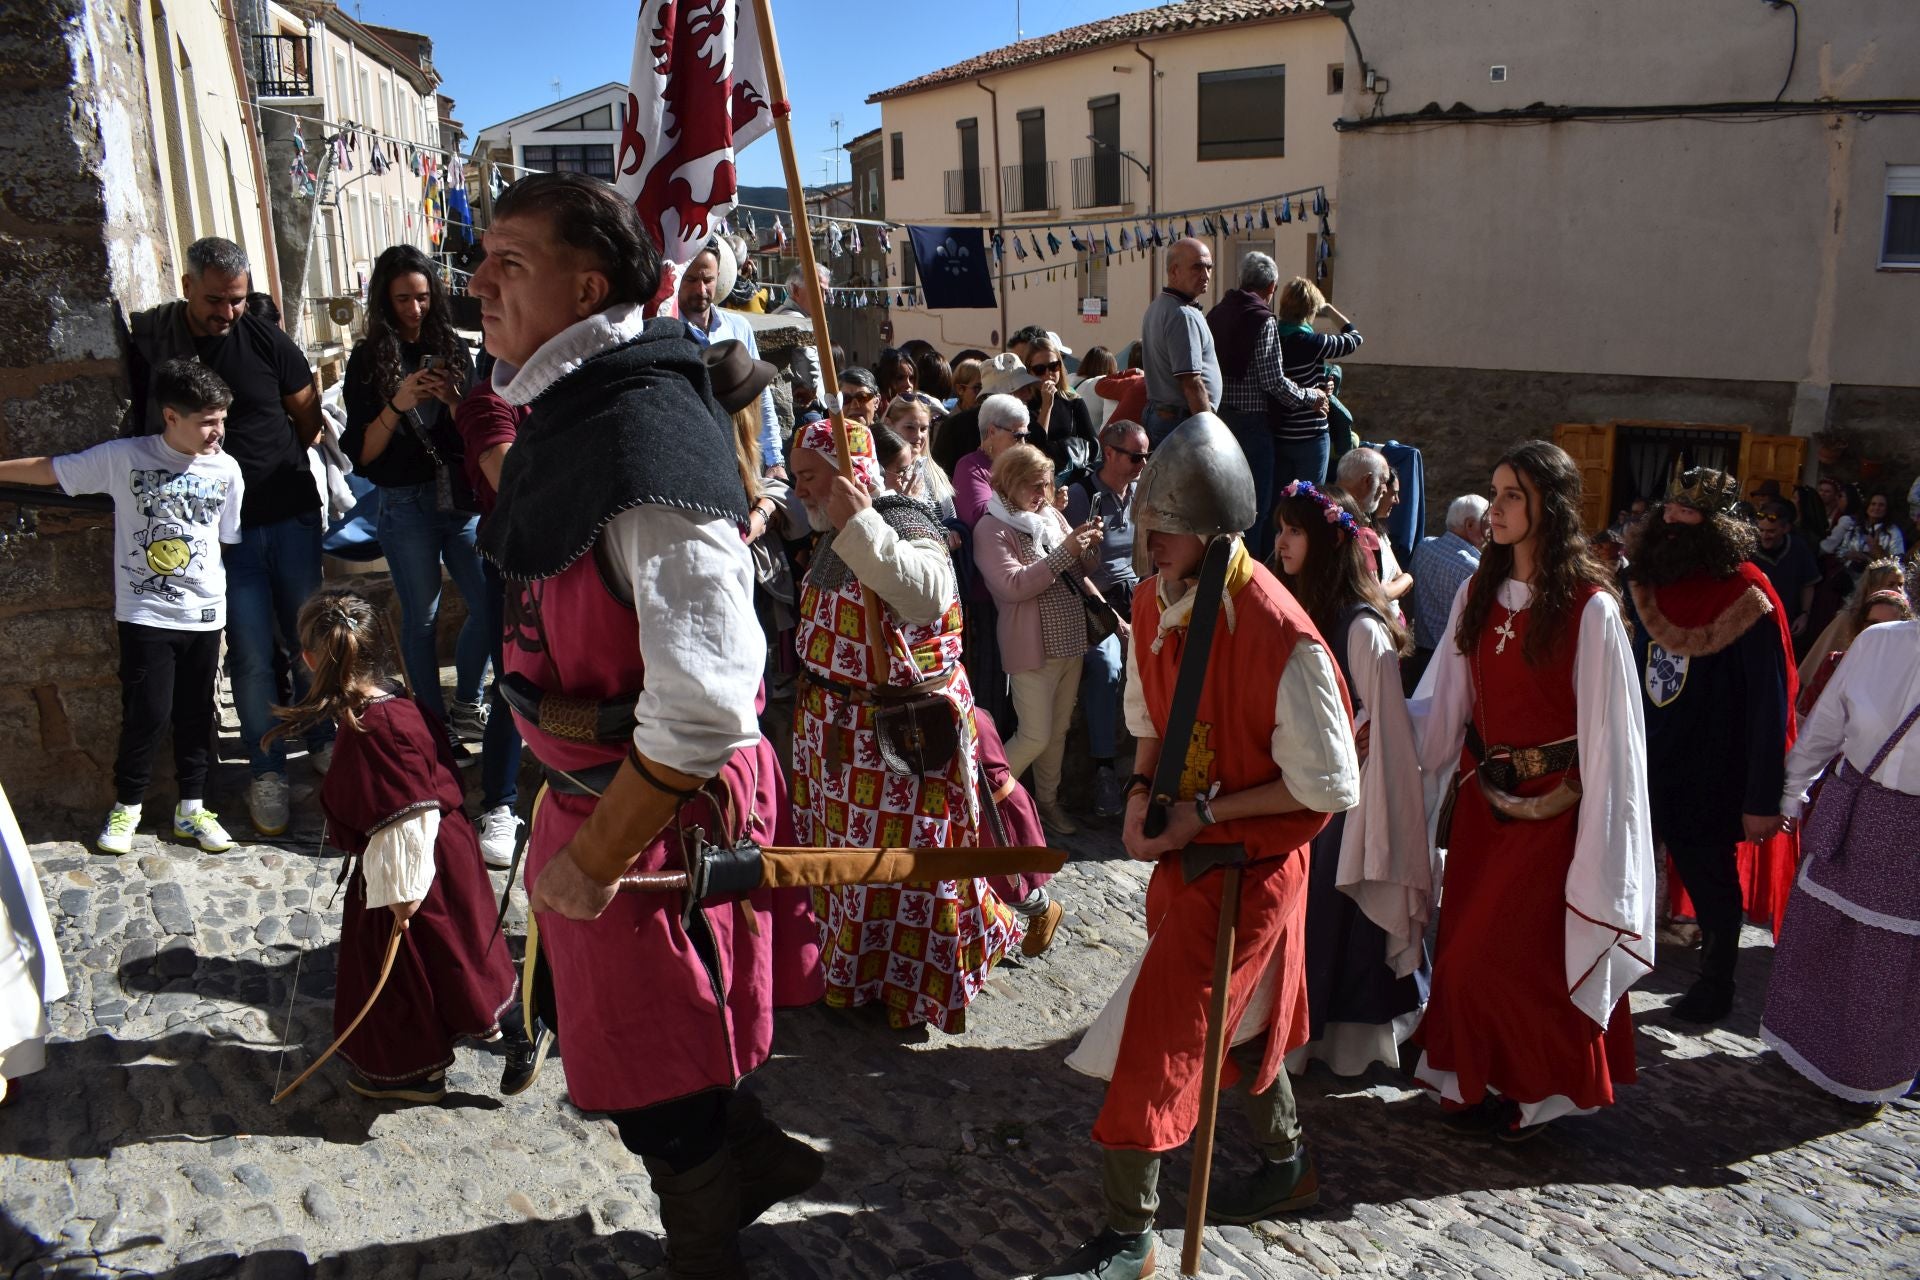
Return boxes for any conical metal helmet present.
[1133,411,1257,547]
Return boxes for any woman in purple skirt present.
[1763,618,1920,1110]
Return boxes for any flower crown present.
[1280,479,1364,541]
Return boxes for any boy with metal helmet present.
[1035,413,1360,1279]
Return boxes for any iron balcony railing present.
[1000,160,1058,214]
[1072,151,1134,209]
[943,167,988,215]
[253,33,314,97]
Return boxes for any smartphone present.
[419,354,440,372]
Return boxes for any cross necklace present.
[1493,598,1530,655]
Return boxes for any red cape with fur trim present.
[1636,561,1801,936]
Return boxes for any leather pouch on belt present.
[873,696,961,777]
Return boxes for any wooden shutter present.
[1738,432,1808,498]
[1554,423,1616,533]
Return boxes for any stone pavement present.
[4,807,1918,1280]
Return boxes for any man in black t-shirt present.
[125,237,327,837]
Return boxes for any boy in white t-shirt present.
[0,360,246,853]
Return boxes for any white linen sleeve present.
[831,507,956,628]
[1335,615,1433,977]
[360,809,440,909]
[1124,634,1156,740]
[601,505,762,777]
[1781,640,1858,818]
[1411,578,1474,845]
[1271,639,1361,814]
[1565,590,1657,1027]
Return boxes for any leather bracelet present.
[627,744,705,802]
[1124,772,1152,800]
[1194,794,1218,828]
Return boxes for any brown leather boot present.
[726,1090,824,1227]
[642,1149,748,1280]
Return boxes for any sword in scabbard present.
[619,832,1067,918]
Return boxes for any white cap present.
[1045,330,1075,357]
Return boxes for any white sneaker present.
[174,806,236,853]
[309,742,334,774]
[248,772,291,837]
[478,805,522,869]
[97,804,141,855]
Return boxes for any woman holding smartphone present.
[342,245,490,749]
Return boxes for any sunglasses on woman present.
[1028,359,1063,376]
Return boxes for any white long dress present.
[1,781,67,1082]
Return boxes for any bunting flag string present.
[727,183,1330,254]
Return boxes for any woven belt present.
[801,665,958,706]
[1466,723,1578,793]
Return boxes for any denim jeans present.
[1222,409,1279,562]
[1080,632,1125,759]
[479,559,523,812]
[376,482,489,721]
[1222,410,1335,565]
[225,509,329,776]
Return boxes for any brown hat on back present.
[704,339,776,415]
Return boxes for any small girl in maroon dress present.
[271,588,521,1101]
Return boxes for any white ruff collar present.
[492,303,648,407]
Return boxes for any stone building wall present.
[0,0,178,833]
[1343,364,1919,536]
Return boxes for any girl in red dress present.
[272,588,521,1101]
[1412,441,1656,1140]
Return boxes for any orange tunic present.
[1092,560,1349,1152]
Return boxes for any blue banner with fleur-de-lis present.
[909,226,997,309]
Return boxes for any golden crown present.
[1666,465,1739,515]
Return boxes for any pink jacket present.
[974,509,1089,674]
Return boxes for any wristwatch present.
[1194,795,1218,828]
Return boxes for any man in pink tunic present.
[469,172,819,1280]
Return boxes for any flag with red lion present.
[617,0,774,267]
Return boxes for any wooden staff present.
[750,0,887,681]
[1182,864,1243,1275]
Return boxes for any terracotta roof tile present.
[867,0,1323,103]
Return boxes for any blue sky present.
[351,0,1129,187]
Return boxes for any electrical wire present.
[1771,0,1800,105]
[1335,97,1919,132]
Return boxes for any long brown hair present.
[361,245,471,400]
[1457,440,1616,664]
[1272,489,1412,657]
[728,404,763,507]
[266,588,408,745]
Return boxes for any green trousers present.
[1100,1050,1301,1233]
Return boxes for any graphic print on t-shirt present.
[124,467,231,605]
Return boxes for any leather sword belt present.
[539,758,622,799]
[1463,724,1581,824]
[498,672,636,745]
[800,665,958,705]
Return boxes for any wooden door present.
[1739,432,1809,498]
[1554,422,1616,533]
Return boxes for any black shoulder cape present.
[479,318,751,580]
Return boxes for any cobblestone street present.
[4,788,1917,1280]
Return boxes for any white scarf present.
[988,492,1061,555]
[492,302,649,407]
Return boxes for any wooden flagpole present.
[750,0,887,680]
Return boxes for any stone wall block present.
[0,234,117,368]
[0,373,128,457]
[0,606,118,684]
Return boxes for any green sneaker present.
[173,806,236,853]
[1030,1228,1156,1279]
[97,804,141,855]
[1205,1146,1321,1225]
